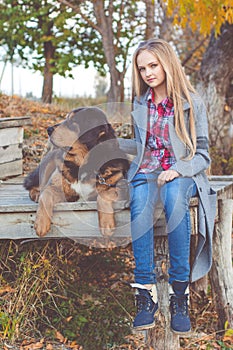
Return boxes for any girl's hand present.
[157,169,180,187]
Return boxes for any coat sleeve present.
[117,137,137,155]
[170,97,211,177]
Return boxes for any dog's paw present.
[29,188,40,202]
[99,214,115,237]
[34,217,51,237]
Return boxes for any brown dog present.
[24,107,129,237]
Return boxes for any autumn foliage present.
[167,0,233,35]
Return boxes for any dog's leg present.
[25,148,62,202]
[34,187,62,237]
[97,188,119,237]
[34,171,64,237]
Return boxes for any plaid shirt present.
[138,89,176,173]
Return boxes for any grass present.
[1,239,232,349]
[0,240,138,349]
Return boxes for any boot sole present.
[171,328,192,336]
[132,309,159,331]
[133,320,156,331]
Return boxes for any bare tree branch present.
[182,37,208,66]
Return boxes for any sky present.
[0,62,98,99]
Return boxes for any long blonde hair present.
[132,38,196,160]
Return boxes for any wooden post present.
[209,199,233,330]
[146,238,180,350]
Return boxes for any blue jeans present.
[130,171,197,285]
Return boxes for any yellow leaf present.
[224,328,233,337]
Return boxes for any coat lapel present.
[131,90,191,162]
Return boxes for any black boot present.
[169,281,191,334]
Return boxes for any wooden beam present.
[0,116,31,129]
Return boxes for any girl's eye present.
[138,67,145,72]
[151,64,158,68]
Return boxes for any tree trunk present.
[107,68,122,103]
[42,41,55,104]
[145,0,155,39]
[147,239,180,350]
[196,23,233,151]
[93,1,122,103]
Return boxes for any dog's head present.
[47,107,116,152]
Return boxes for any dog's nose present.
[47,126,54,136]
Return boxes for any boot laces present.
[170,294,188,316]
[135,291,153,312]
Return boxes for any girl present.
[119,38,216,334]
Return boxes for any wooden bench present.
[0,175,232,349]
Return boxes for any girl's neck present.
[152,87,167,105]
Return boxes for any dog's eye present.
[98,131,106,138]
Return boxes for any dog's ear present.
[67,108,86,121]
[106,123,116,138]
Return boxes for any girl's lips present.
[147,78,155,83]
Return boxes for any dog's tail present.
[23,168,40,190]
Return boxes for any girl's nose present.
[145,68,152,76]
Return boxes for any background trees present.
[0,0,232,173]
[58,0,147,103]
[0,0,82,103]
[167,0,233,174]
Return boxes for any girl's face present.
[137,50,166,93]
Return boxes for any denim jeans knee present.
[130,173,197,285]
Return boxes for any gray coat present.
[119,90,217,282]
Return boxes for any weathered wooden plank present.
[0,127,23,146]
[0,181,199,211]
[0,116,31,129]
[0,207,131,239]
[0,117,31,179]
[0,180,199,238]
[0,127,24,147]
[0,176,232,240]
[0,143,22,164]
[0,159,23,179]
[209,175,233,182]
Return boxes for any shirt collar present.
[147,88,172,108]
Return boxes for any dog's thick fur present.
[24,107,129,237]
